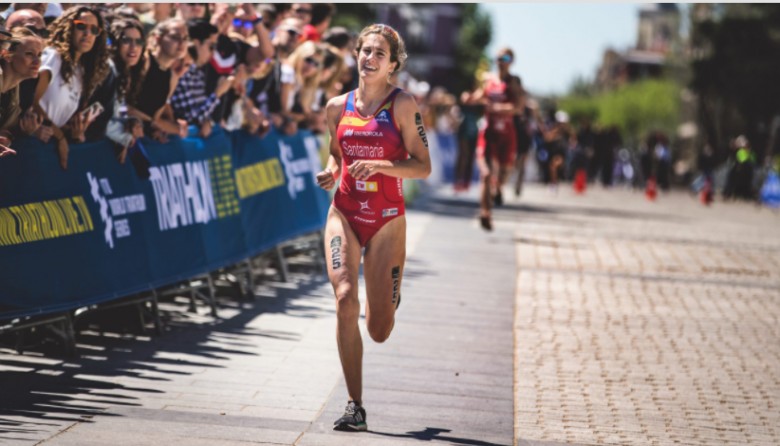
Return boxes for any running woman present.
[469,47,524,230]
[315,24,431,432]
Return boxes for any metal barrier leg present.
[150,290,163,335]
[275,245,289,282]
[245,259,255,298]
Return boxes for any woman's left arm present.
[348,92,431,181]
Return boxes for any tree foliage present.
[452,4,492,94]
[560,79,681,145]
[690,4,780,155]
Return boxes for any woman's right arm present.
[315,95,344,191]
[33,69,69,169]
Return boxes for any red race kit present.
[476,74,518,167]
[333,88,408,246]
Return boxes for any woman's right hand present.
[34,124,54,143]
[316,168,337,191]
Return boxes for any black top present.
[134,55,172,118]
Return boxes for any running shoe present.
[480,215,493,231]
[333,401,367,431]
[493,189,503,207]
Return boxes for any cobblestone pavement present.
[508,184,780,446]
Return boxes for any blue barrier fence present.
[0,127,330,320]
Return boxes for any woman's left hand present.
[348,160,386,180]
[19,108,43,135]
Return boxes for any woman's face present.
[160,23,188,59]
[300,51,323,79]
[357,33,395,81]
[10,37,43,79]
[71,11,101,56]
[118,27,144,67]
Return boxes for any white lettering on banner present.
[279,136,322,200]
[86,172,148,249]
[114,219,131,238]
[149,160,218,231]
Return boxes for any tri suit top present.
[476,74,518,166]
[334,88,407,247]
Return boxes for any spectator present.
[130,18,189,141]
[105,18,147,162]
[302,3,334,43]
[323,26,358,94]
[272,17,303,60]
[175,3,207,22]
[0,27,44,154]
[170,19,233,138]
[34,5,110,170]
[290,3,313,26]
[5,8,47,112]
[135,4,174,37]
[280,40,324,131]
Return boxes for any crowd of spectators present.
[0,2,367,170]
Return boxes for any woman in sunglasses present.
[0,28,44,157]
[105,19,147,163]
[314,23,431,432]
[32,5,109,170]
[279,40,324,133]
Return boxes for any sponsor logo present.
[357,199,375,216]
[235,158,285,199]
[353,216,376,224]
[375,110,390,123]
[356,181,378,192]
[382,208,398,218]
[344,128,384,138]
[87,172,146,248]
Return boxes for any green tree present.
[452,4,492,94]
[560,79,681,146]
[690,4,780,158]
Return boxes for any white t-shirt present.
[39,47,83,127]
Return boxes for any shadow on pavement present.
[0,267,331,441]
[369,426,510,446]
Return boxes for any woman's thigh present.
[324,207,362,300]
[362,216,406,326]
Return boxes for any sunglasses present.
[294,7,312,15]
[304,56,320,68]
[73,20,101,36]
[25,25,49,38]
[119,35,144,47]
[165,33,186,44]
[232,18,255,30]
[497,55,512,63]
[286,29,300,38]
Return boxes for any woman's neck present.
[357,80,393,104]
[154,50,176,70]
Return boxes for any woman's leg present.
[362,216,407,343]
[324,207,364,404]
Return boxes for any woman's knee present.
[334,284,360,322]
[367,317,394,343]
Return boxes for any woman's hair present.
[5,27,41,54]
[47,6,110,106]
[355,23,407,75]
[146,18,185,57]
[319,43,344,92]
[109,18,147,106]
[287,40,325,113]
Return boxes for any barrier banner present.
[0,128,329,319]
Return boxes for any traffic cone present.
[573,168,587,194]
[645,176,657,201]
[700,178,713,206]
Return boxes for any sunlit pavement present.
[505,183,780,445]
[1,181,778,445]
